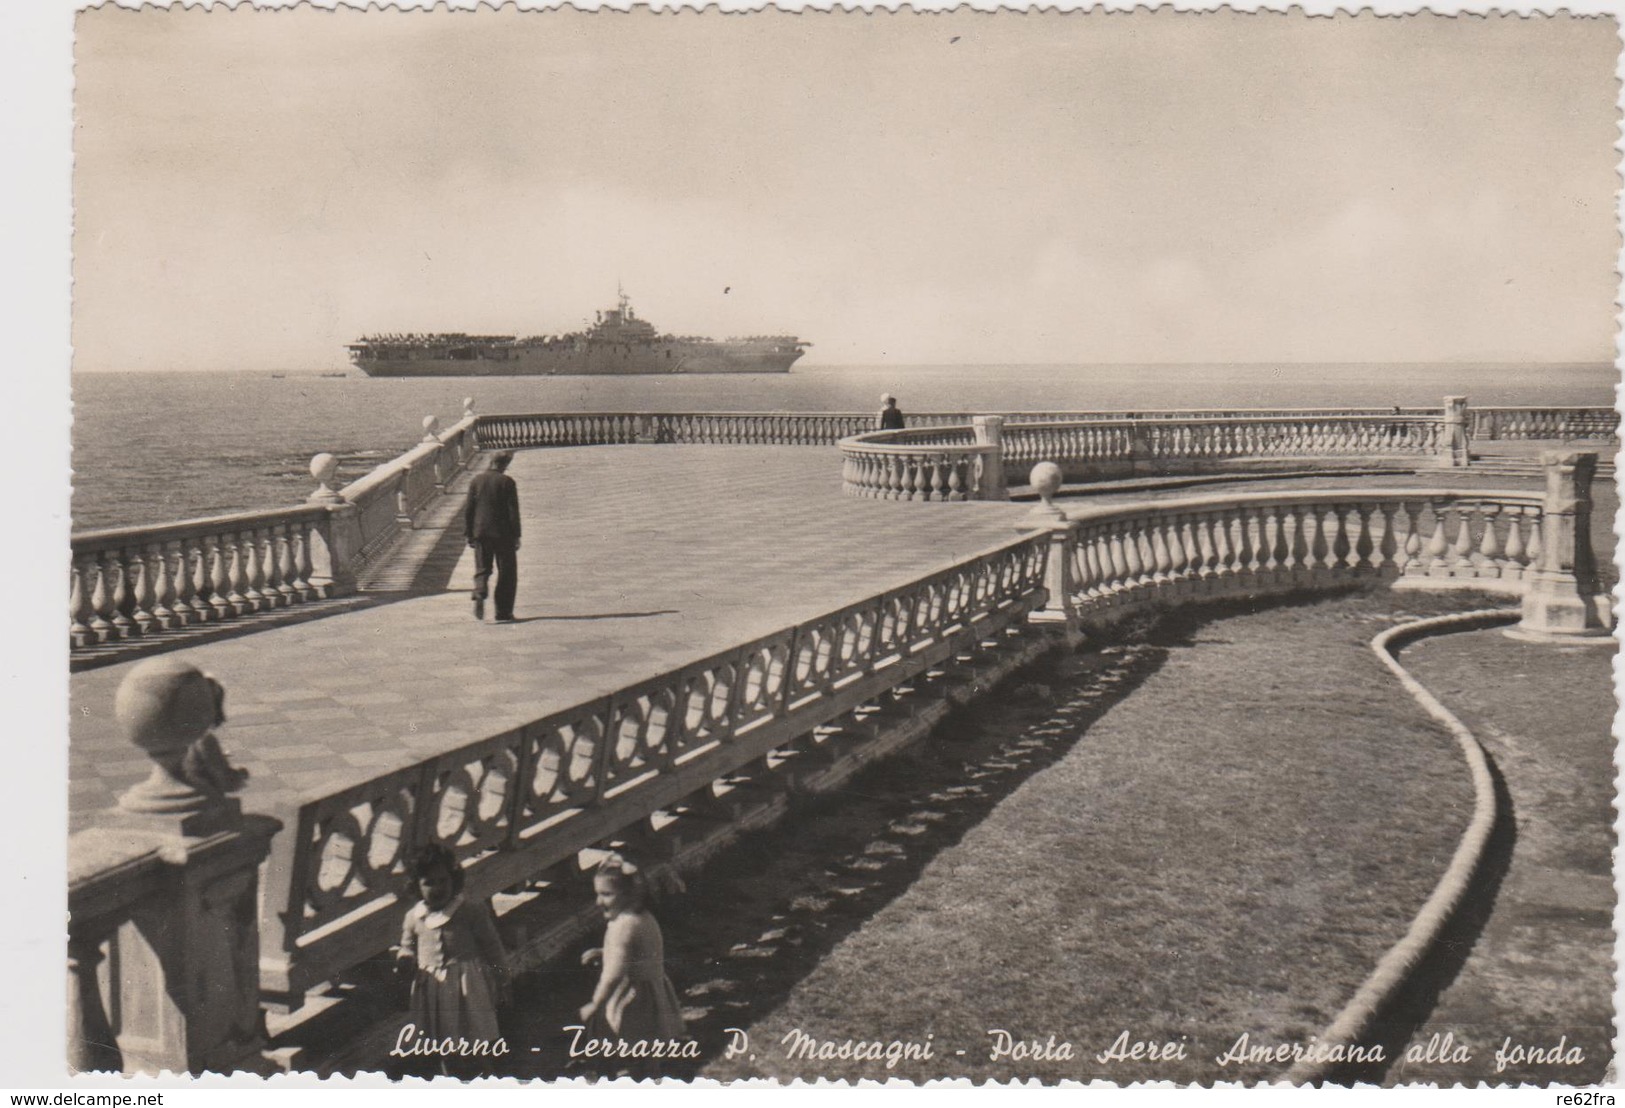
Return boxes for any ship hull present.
[353,343,804,377]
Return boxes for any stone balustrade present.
[1054,489,1545,617]
[71,408,481,656]
[1002,414,1450,482]
[70,505,335,651]
[1017,453,1610,641]
[838,423,999,501]
[1469,406,1619,442]
[474,407,1447,450]
[837,407,1466,501]
[256,530,1050,1004]
[66,446,1608,1073]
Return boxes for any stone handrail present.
[1055,488,1546,619]
[333,413,479,578]
[473,408,1447,450]
[1002,414,1450,483]
[257,529,1050,1004]
[71,410,480,655]
[836,412,1451,502]
[1469,406,1619,442]
[839,434,999,501]
[70,503,337,652]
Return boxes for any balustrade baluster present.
[1149,518,1173,583]
[188,538,214,622]
[1323,506,1347,573]
[1211,510,1235,577]
[1396,504,1423,574]
[1524,509,1543,568]
[197,532,224,617]
[87,555,114,643]
[1503,508,1526,574]
[1081,528,1106,599]
[69,558,93,648]
[1448,509,1474,569]
[1133,524,1157,588]
[1374,504,1399,573]
[291,521,316,600]
[1283,506,1309,575]
[1350,505,1374,572]
[66,932,122,1074]
[223,533,250,616]
[1476,505,1503,576]
[149,541,177,629]
[1174,516,1198,581]
[128,544,156,634]
[1254,500,1280,568]
[170,539,198,627]
[1226,508,1251,576]
[1421,504,1450,574]
[1193,514,1217,579]
[244,527,271,611]
[1105,530,1129,595]
[105,551,135,639]
[274,524,298,605]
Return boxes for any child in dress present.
[395,844,508,1069]
[579,853,685,1054]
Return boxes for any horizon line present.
[69,358,1623,375]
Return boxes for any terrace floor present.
[68,446,1033,831]
[68,441,1609,834]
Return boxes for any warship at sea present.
[346,290,810,377]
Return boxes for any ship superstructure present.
[347,290,809,377]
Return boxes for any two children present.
[394,845,684,1076]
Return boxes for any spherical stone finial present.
[1030,461,1063,505]
[309,452,341,502]
[422,415,442,441]
[114,658,244,828]
[115,657,221,759]
[311,452,338,486]
[1023,461,1068,525]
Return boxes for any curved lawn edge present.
[1286,608,1518,1085]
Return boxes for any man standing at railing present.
[465,451,522,623]
[878,393,906,431]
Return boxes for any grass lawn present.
[683,588,1497,1084]
[1383,629,1616,1084]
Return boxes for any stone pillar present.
[71,660,283,1075]
[1511,451,1612,641]
[1440,395,1470,468]
[1019,462,1081,642]
[972,416,1008,500]
[306,453,359,596]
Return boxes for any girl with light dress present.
[395,844,509,1071]
[579,853,685,1067]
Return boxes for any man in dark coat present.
[464,451,522,622]
[878,393,905,431]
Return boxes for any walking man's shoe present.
[473,598,485,621]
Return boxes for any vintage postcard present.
[12,0,1624,1096]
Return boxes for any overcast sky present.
[72,8,1619,371]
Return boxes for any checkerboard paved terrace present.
[69,446,1036,832]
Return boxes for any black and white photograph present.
[11,0,1624,1092]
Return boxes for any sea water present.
[68,362,1616,530]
